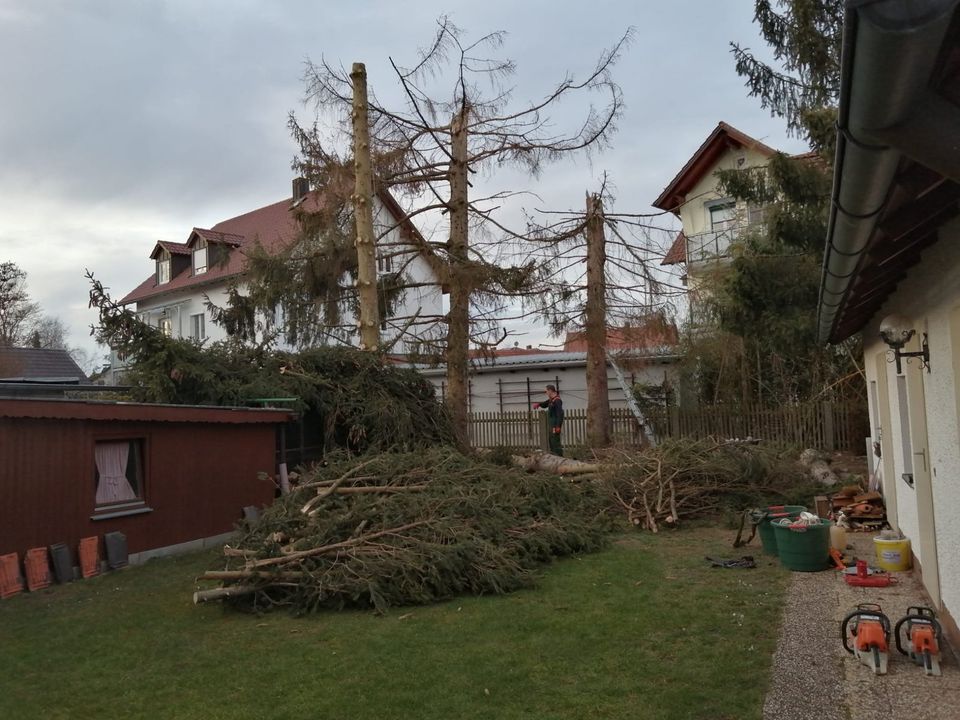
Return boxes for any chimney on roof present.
[292,177,310,201]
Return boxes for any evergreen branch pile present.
[196,448,610,612]
[599,439,808,532]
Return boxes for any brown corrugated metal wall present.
[0,417,278,558]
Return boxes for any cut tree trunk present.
[351,61,380,350]
[512,451,600,476]
[584,192,611,448]
[445,104,472,448]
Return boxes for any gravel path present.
[763,534,960,720]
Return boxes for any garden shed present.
[0,398,294,563]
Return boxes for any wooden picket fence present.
[468,401,864,452]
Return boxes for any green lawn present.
[0,528,787,720]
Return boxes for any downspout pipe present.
[818,0,959,344]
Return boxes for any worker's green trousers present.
[549,432,563,457]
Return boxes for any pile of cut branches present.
[196,448,609,613]
[599,439,808,532]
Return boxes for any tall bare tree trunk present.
[351,62,380,351]
[446,105,471,447]
[585,193,611,447]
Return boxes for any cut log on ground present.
[505,451,600,475]
[799,448,839,486]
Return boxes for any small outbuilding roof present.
[0,398,295,424]
[0,347,90,384]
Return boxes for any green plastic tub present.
[773,518,831,572]
[754,505,807,555]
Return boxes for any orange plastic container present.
[0,552,24,599]
[79,537,100,578]
[24,547,51,591]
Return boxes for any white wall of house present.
[419,358,677,413]
[861,214,960,616]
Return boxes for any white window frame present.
[193,240,208,275]
[190,312,205,340]
[707,199,737,232]
[157,256,171,285]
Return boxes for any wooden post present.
[350,62,380,351]
[584,193,611,448]
[822,401,836,451]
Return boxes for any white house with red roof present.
[110,180,445,378]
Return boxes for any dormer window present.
[156,250,171,285]
[193,238,208,275]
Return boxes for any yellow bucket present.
[874,536,912,572]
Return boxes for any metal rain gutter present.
[818,0,959,344]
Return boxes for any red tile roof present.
[468,347,552,359]
[563,321,679,352]
[661,231,686,266]
[121,189,415,305]
[652,121,778,215]
[191,228,245,247]
[149,241,191,259]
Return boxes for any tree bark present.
[446,104,471,448]
[512,451,600,476]
[585,193,611,447]
[351,62,380,351]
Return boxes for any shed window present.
[94,440,145,509]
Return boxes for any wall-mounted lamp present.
[879,314,930,374]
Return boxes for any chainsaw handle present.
[840,610,858,654]
[894,614,943,656]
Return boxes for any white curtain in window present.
[95,442,136,504]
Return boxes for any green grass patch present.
[0,527,787,720]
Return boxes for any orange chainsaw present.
[841,603,891,675]
[894,606,943,676]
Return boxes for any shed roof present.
[0,398,295,424]
[0,347,90,383]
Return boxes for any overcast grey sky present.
[0,0,807,361]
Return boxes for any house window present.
[156,254,171,285]
[193,239,208,275]
[94,440,145,510]
[159,317,173,337]
[377,252,393,273]
[190,313,205,340]
[708,201,737,231]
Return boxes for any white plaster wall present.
[420,361,677,413]
[135,283,233,344]
[860,214,960,615]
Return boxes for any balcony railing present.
[685,227,741,263]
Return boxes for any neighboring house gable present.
[654,121,776,272]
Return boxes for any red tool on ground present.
[894,606,943,676]
[841,603,891,675]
